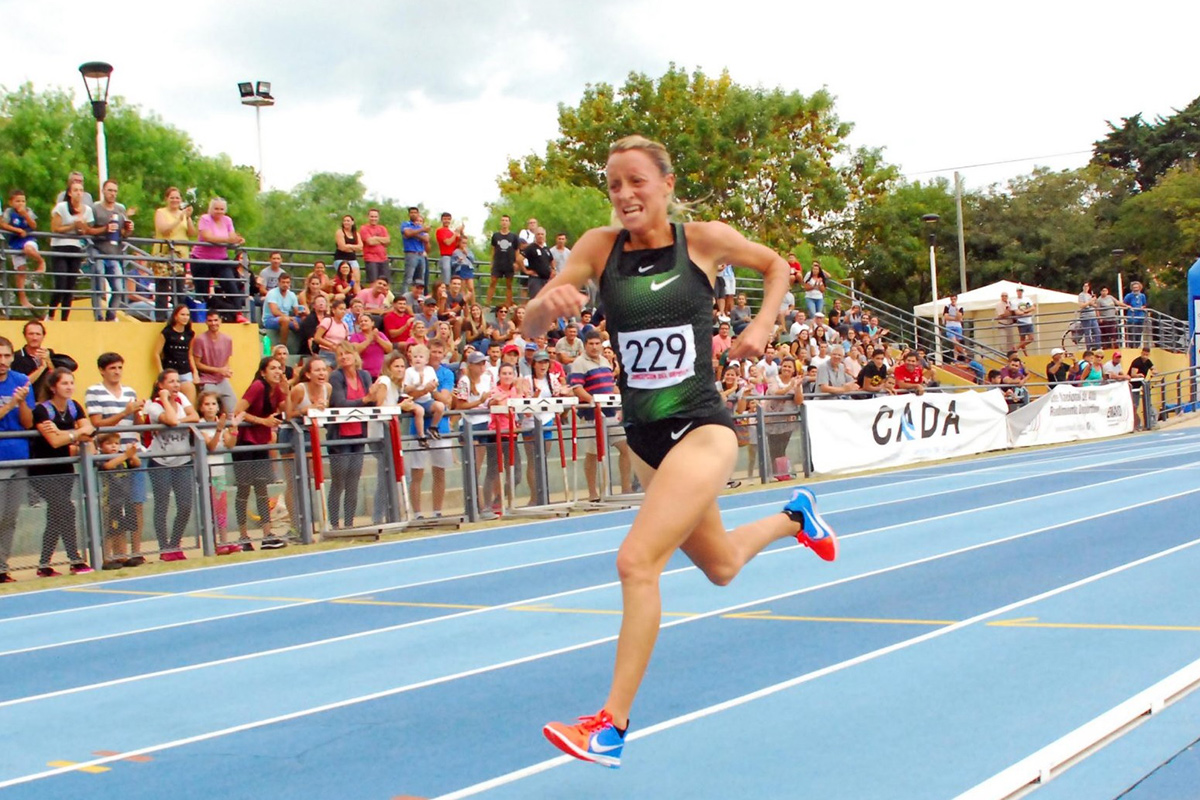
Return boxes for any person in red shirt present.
[359,208,391,285]
[434,212,461,287]
[382,296,414,344]
[892,351,925,394]
[786,252,804,286]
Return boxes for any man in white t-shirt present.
[1102,351,1129,382]
[550,233,571,277]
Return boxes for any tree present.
[255,172,409,257]
[498,65,896,251]
[841,179,958,311]
[963,167,1120,290]
[1092,95,1200,192]
[0,84,258,235]
[1111,165,1200,315]
[483,182,611,246]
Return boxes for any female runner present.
[524,135,838,768]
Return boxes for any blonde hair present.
[335,341,362,370]
[607,135,691,223]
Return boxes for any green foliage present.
[499,64,896,252]
[1112,166,1200,311]
[483,182,610,246]
[254,172,410,258]
[0,83,258,233]
[842,179,957,310]
[1092,95,1200,192]
[963,167,1120,289]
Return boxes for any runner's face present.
[606,149,674,232]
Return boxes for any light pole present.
[922,214,942,363]
[79,62,113,196]
[1112,249,1126,347]
[238,81,274,189]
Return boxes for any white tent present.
[913,280,1082,357]
[912,280,1079,318]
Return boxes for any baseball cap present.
[466,351,486,364]
[423,296,437,305]
[524,341,538,351]
[1050,347,1065,356]
[532,350,551,362]
[502,343,521,354]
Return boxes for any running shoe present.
[543,710,625,769]
[215,543,241,556]
[260,537,288,550]
[69,563,94,575]
[125,556,146,567]
[36,567,61,578]
[783,487,838,562]
[0,573,16,584]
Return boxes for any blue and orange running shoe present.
[543,710,625,768]
[784,487,838,561]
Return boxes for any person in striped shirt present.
[569,329,631,500]
[85,352,147,567]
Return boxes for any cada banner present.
[806,389,1010,474]
[1006,382,1134,448]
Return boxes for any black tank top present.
[334,229,359,262]
[161,326,194,374]
[599,222,724,426]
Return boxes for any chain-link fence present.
[0,461,88,575]
[0,400,820,578]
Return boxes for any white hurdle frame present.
[490,396,579,519]
[305,406,461,538]
[579,393,639,511]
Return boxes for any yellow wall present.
[0,317,264,399]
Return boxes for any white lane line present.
[4,440,1194,655]
[2,486,1198,788]
[4,440,1198,661]
[0,427,1189,608]
[0,547,623,659]
[430,535,1200,799]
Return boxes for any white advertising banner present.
[806,389,1011,475]
[1006,382,1134,448]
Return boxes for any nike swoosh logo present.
[670,422,693,441]
[637,264,655,273]
[650,275,681,291]
[590,738,623,753]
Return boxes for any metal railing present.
[1145,365,1200,427]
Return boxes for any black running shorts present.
[624,410,736,470]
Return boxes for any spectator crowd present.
[0,172,1163,579]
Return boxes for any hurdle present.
[575,393,638,512]
[306,406,462,539]
[490,396,579,519]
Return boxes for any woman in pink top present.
[314,297,351,367]
[348,312,392,378]
[191,197,245,317]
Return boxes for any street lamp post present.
[1112,249,1126,347]
[922,214,942,364]
[238,81,274,189]
[79,62,114,197]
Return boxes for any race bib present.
[618,324,696,389]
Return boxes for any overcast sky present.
[3,0,1198,237]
